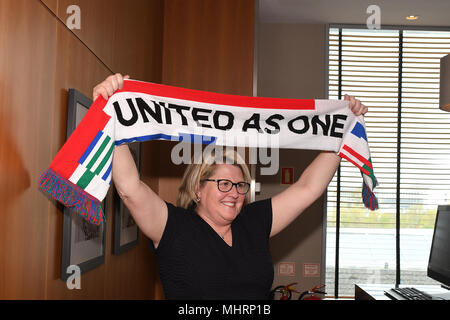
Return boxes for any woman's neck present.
[196,209,232,240]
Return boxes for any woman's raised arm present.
[270,95,368,237]
[94,74,167,247]
[112,144,167,248]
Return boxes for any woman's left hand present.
[344,94,368,116]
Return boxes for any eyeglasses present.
[202,179,250,195]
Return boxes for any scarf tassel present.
[38,169,104,225]
[362,181,379,211]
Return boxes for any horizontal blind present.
[327,28,400,297]
[328,27,400,225]
[400,30,450,278]
[326,27,450,297]
[401,30,450,209]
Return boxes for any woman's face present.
[196,164,247,226]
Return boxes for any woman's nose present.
[228,185,240,197]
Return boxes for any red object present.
[302,295,322,300]
[123,80,316,110]
[299,284,327,300]
[281,167,294,185]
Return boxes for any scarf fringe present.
[38,168,104,225]
[362,181,378,211]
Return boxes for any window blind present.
[326,26,450,298]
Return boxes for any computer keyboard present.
[385,287,433,300]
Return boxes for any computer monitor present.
[427,205,450,291]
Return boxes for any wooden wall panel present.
[41,0,57,13]
[162,0,254,95]
[0,0,163,299]
[43,0,164,82]
[55,0,118,72]
[44,21,111,299]
[111,0,164,82]
[0,0,57,299]
[43,1,164,299]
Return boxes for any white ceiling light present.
[406,15,419,20]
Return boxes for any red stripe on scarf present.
[338,152,371,176]
[342,145,373,169]
[50,100,111,181]
[118,80,316,110]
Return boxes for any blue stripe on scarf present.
[79,130,103,164]
[115,133,217,145]
[351,122,368,141]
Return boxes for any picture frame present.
[113,142,140,255]
[60,88,106,281]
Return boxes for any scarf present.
[38,79,378,225]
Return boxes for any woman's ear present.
[194,184,202,202]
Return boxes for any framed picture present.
[61,88,106,281]
[113,142,140,255]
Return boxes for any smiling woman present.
[194,162,249,241]
[151,148,275,299]
[94,72,368,299]
[177,148,252,213]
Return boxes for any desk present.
[355,283,449,300]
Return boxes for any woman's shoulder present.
[165,201,192,213]
[164,201,198,223]
[237,198,272,223]
[241,198,272,214]
[152,202,198,252]
[237,198,273,238]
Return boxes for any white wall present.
[256,22,328,298]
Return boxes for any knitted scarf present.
[38,79,378,225]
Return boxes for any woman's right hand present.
[92,73,130,101]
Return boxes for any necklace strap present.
[221,228,231,239]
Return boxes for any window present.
[326,26,450,298]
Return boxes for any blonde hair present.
[177,148,251,211]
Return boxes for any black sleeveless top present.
[150,198,274,300]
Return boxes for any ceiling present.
[259,0,450,27]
